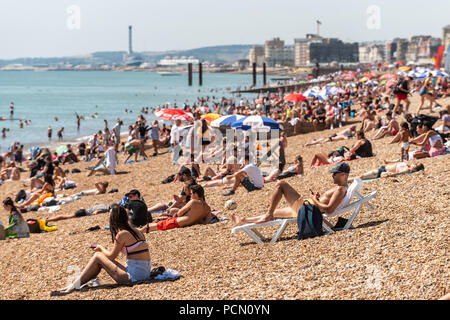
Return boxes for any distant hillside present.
[141,44,256,64]
[0,45,258,66]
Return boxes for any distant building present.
[294,35,358,66]
[248,46,265,67]
[406,35,441,64]
[308,38,358,65]
[264,38,293,67]
[443,25,450,72]
[359,43,385,64]
[236,59,250,70]
[158,56,200,66]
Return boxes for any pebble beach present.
[0,93,449,300]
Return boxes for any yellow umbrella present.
[398,66,411,71]
[201,113,221,124]
[360,77,369,82]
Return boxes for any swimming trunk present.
[377,166,387,178]
[156,217,180,231]
[126,144,138,154]
[396,93,407,101]
[401,142,410,150]
[241,177,262,192]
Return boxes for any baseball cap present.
[329,162,350,174]
[178,166,192,176]
[125,189,141,198]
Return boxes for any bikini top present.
[121,236,149,256]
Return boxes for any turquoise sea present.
[0,71,260,151]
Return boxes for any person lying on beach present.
[353,161,425,181]
[304,125,357,147]
[73,182,109,197]
[371,112,400,140]
[197,148,241,182]
[264,155,304,183]
[17,174,55,209]
[231,162,351,226]
[52,205,151,296]
[2,197,29,239]
[45,203,115,223]
[140,184,211,232]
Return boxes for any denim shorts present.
[126,259,151,282]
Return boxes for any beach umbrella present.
[360,77,369,82]
[380,80,387,85]
[379,74,396,80]
[432,70,449,78]
[201,113,221,124]
[56,145,68,156]
[398,66,411,72]
[385,79,397,93]
[155,108,194,121]
[231,115,280,131]
[397,71,407,77]
[210,114,246,128]
[254,98,263,104]
[284,93,306,103]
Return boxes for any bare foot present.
[254,213,273,224]
[231,213,244,226]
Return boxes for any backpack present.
[393,80,402,95]
[26,219,41,234]
[296,202,323,240]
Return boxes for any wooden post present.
[263,63,266,86]
[199,62,203,86]
[252,63,257,86]
[188,63,193,86]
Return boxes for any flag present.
[316,20,322,25]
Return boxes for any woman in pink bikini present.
[53,205,151,295]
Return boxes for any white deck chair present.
[231,178,377,244]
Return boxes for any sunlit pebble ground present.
[0,93,448,300]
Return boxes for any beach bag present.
[296,202,323,240]
[393,80,402,95]
[26,219,41,234]
[15,189,27,203]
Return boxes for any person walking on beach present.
[57,127,64,141]
[394,76,413,115]
[150,120,160,156]
[48,126,52,140]
[52,205,151,296]
[389,122,412,161]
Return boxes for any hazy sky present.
[1,0,449,59]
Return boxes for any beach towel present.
[125,159,149,164]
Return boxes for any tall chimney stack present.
[128,25,133,54]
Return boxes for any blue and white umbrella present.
[432,70,449,78]
[231,115,280,131]
[303,88,319,98]
[210,114,247,128]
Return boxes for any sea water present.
[0,71,259,151]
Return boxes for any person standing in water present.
[9,102,14,118]
[76,113,81,131]
[57,127,64,141]
[48,126,52,140]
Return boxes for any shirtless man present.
[372,112,400,140]
[231,162,351,226]
[305,125,357,146]
[140,184,211,232]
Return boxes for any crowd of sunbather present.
[1,70,449,299]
